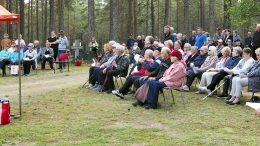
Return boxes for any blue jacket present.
[0,49,10,61]
[10,51,23,62]
[224,56,241,69]
[193,54,207,68]
[142,57,161,72]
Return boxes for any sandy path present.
[0,71,88,99]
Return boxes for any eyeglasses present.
[28,46,33,47]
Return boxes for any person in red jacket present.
[112,49,156,99]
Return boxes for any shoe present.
[145,104,157,110]
[90,84,99,90]
[228,97,241,105]
[132,101,144,107]
[181,85,189,91]
[93,85,102,91]
[112,90,125,99]
[195,90,203,94]
[225,95,232,101]
[199,87,212,95]
[218,94,228,98]
[225,96,236,104]
[85,84,93,89]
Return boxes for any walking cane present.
[82,80,89,88]
[202,80,227,100]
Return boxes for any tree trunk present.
[30,0,34,42]
[8,0,13,39]
[199,0,205,28]
[145,0,149,35]
[0,0,4,40]
[87,0,95,44]
[209,0,215,36]
[109,0,119,41]
[49,0,55,33]
[58,0,64,31]
[157,0,160,37]
[44,0,48,40]
[133,0,137,36]
[150,0,155,36]
[27,1,31,42]
[128,0,133,36]
[36,0,39,40]
[183,0,190,36]
[164,0,170,26]
[176,0,179,32]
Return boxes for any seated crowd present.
[0,30,69,76]
[84,24,260,110]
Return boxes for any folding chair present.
[162,78,187,109]
[114,65,131,89]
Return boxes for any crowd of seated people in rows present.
[84,24,260,110]
[0,30,69,76]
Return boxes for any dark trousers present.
[88,66,96,83]
[41,57,53,69]
[53,48,58,60]
[103,70,120,91]
[119,75,143,95]
[207,70,229,91]
[23,60,34,74]
[186,71,204,88]
[146,80,167,106]
[0,60,10,75]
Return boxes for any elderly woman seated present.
[185,46,199,67]
[112,49,158,99]
[9,45,23,65]
[86,43,114,89]
[225,48,260,105]
[101,44,130,93]
[23,43,37,76]
[183,43,192,62]
[133,50,186,109]
[200,48,255,99]
[41,42,54,70]
[182,46,218,91]
[0,46,11,76]
[196,47,231,93]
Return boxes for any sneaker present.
[181,85,189,91]
[199,87,211,95]
[90,84,99,90]
[93,85,102,91]
[112,90,125,99]
[195,90,203,94]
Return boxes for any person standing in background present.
[47,31,59,61]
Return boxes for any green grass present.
[0,65,260,145]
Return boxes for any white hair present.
[200,46,209,52]
[109,40,116,45]
[145,49,154,58]
[117,44,125,54]
[184,43,191,50]
[209,46,217,56]
[255,47,260,55]
[221,47,231,55]
[161,47,171,55]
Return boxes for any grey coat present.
[248,61,260,92]
[41,47,54,58]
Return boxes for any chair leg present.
[170,89,175,104]
[162,90,166,102]
[180,91,186,109]
[114,77,118,89]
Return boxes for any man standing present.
[253,24,260,59]
[195,27,207,49]
[244,31,253,48]
[58,30,69,69]
[189,31,196,46]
